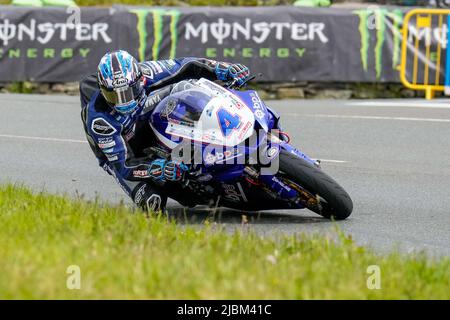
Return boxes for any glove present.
[164,161,189,182]
[215,63,250,86]
[148,159,166,181]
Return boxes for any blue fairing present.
[281,143,316,165]
[149,81,316,209]
[232,90,270,132]
[212,165,246,182]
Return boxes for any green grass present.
[0,184,449,299]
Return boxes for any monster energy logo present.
[129,9,181,61]
[354,8,404,80]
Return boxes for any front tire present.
[278,150,353,220]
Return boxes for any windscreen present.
[167,88,214,125]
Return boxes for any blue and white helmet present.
[97,50,144,114]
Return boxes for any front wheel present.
[277,150,353,220]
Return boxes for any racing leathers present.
[80,57,251,212]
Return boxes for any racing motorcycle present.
[148,77,353,220]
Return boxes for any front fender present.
[280,143,316,165]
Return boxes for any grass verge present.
[0,184,449,299]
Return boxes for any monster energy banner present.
[0,5,420,82]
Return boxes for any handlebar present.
[226,73,262,90]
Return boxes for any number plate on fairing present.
[165,79,255,147]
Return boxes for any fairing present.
[149,78,314,210]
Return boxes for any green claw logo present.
[129,9,181,62]
[354,8,404,80]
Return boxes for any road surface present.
[1,94,449,256]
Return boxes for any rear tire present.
[278,150,353,220]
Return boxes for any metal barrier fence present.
[400,9,450,99]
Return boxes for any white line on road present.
[348,101,450,109]
[289,113,450,123]
[319,159,348,163]
[0,133,349,164]
[0,134,87,144]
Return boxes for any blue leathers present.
[80,57,250,211]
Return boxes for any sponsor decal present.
[238,121,252,140]
[161,59,176,68]
[205,150,231,164]
[230,96,244,109]
[204,149,241,165]
[134,184,147,205]
[185,19,329,45]
[0,47,91,59]
[106,154,119,162]
[250,92,264,113]
[124,125,136,141]
[222,183,241,203]
[98,137,114,143]
[133,169,149,178]
[353,8,404,80]
[128,10,325,61]
[255,110,265,119]
[168,118,194,128]
[98,138,115,149]
[112,76,127,88]
[129,9,181,61]
[0,19,112,45]
[0,18,111,60]
[146,194,162,211]
[271,176,292,193]
[102,147,115,154]
[140,63,154,79]
[2,7,409,83]
[222,183,247,203]
[92,118,117,136]
[168,119,181,125]
[187,19,328,59]
[201,133,217,141]
[220,150,233,159]
[145,93,162,111]
[205,47,307,59]
[149,166,163,179]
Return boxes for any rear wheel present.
[277,150,353,220]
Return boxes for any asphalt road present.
[1,94,450,256]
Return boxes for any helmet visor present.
[101,81,143,109]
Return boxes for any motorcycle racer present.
[80,50,251,212]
